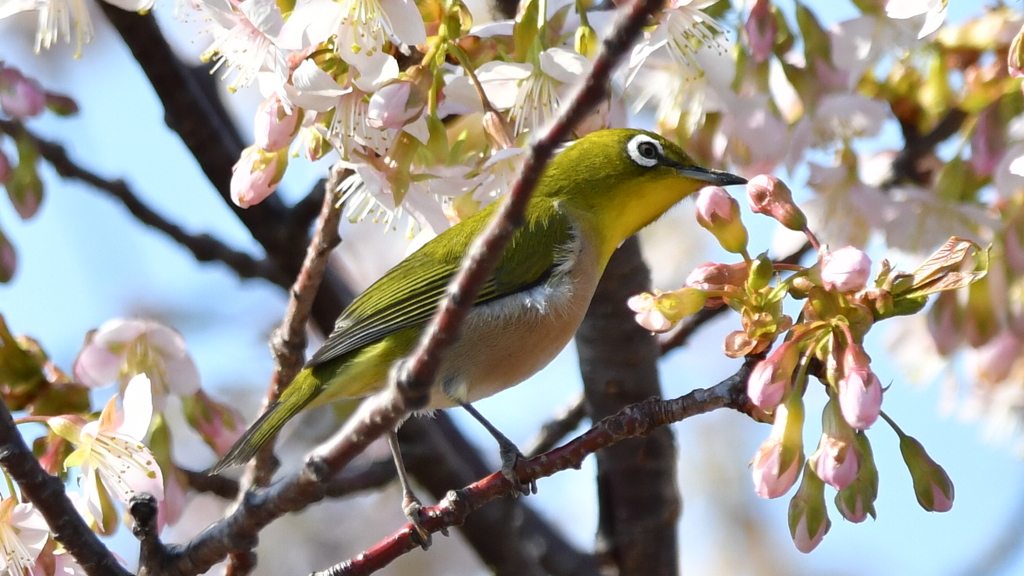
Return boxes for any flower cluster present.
[631,175,983,552]
[0,315,242,571]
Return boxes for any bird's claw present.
[402,492,433,549]
[498,442,536,497]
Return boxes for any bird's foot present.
[498,440,537,497]
[402,491,439,550]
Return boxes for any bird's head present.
[540,129,746,259]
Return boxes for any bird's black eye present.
[626,134,664,168]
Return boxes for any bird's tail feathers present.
[208,386,317,475]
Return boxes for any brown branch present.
[180,459,397,503]
[312,363,755,576]
[0,401,132,576]
[0,119,287,285]
[657,241,814,356]
[224,168,345,576]
[884,107,969,189]
[525,394,589,458]
[576,237,678,576]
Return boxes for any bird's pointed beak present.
[677,166,747,186]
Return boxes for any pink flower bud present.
[685,261,749,292]
[838,344,882,430]
[254,94,300,152]
[0,67,46,119]
[810,401,859,490]
[367,80,425,130]
[0,149,10,185]
[626,290,705,332]
[44,92,78,116]
[746,174,807,231]
[820,246,872,292]
[751,403,801,498]
[972,329,1023,384]
[695,187,748,254]
[1010,23,1024,79]
[835,487,869,523]
[182,390,247,457]
[899,433,954,513]
[788,466,831,553]
[744,0,776,63]
[747,342,799,411]
[231,146,288,208]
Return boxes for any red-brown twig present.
[311,362,754,576]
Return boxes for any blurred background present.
[2,1,1024,575]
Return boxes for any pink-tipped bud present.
[972,329,1023,384]
[746,174,807,231]
[695,186,748,255]
[254,94,300,152]
[747,342,799,411]
[44,92,78,116]
[899,433,954,512]
[686,261,749,307]
[627,293,673,333]
[0,67,46,119]
[744,0,777,63]
[810,401,859,490]
[751,402,802,498]
[820,246,872,292]
[627,288,706,333]
[788,465,831,553]
[838,343,882,430]
[367,80,425,130]
[0,149,10,185]
[231,146,288,208]
[1010,23,1024,79]
[182,390,247,457]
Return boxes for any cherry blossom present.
[0,498,48,575]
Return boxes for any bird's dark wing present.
[306,203,574,367]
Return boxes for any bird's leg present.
[459,402,537,496]
[387,431,438,549]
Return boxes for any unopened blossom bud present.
[575,22,598,58]
[181,390,246,457]
[695,187,748,255]
[810,400,859,490]
[751,400,803,498]
[746,252,774,292]
[898,432,954,512]
[744,0,777,63]
[254,94,300,152]
[231,146,288,208]
[820,246,872,292]
[1009,23,1024,78]
[835,432,878,523]
[686,261,748,307]
[838,343,882,430]
[367,80,426,131]
[747,341,799,410]
[302,126,331,162]
[927,291,963,356]
[746,174,806,231]
[0,229,14,283]
[788,464,831,553]
[0,149,10,185]
[627,288,706,333]
[0,67,46,119]
[44,92,78,116]
[972,329,1023,384]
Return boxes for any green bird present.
[212,128,745,495]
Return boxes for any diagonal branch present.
[0,400,132,576]
[0,119,287,285]
[312,362,756,576]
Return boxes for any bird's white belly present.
[425,239,601,409]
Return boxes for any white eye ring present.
[626,135,663,168]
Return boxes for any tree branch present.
[0,119,287,285]
[312,363,755,576]
[576,237,678,576]
[0,401,132,576]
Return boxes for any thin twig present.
[525,395,589,458]
[311,361,756,576]
[0,120,287,286]
[224,168,345,576]
[0,401,132,576]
